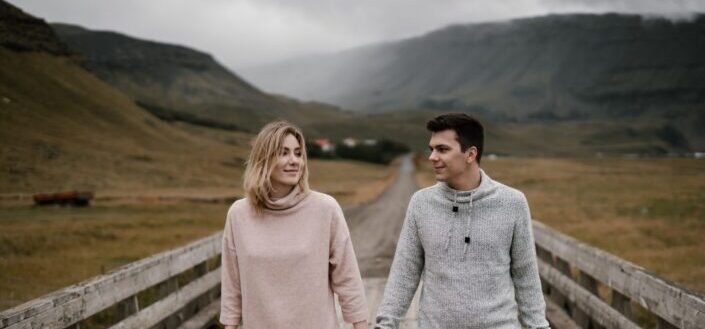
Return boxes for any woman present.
[220,121,369,329]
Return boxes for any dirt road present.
[338,154,421,328]
[345,154,419,278]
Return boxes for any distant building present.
[694,152,705,159]
[363,139,377,146]
[314,138,335,153]
[343,138,357,148]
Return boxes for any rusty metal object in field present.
[32,191,94,206]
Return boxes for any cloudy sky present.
[8,0,705,70]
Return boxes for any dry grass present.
[0,159,393,310]
[309,159,395,206]
[416,155,705,293]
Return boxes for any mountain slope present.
[0,1,249,193]
[51,23,344,133]
[244,14,705,150]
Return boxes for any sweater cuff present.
[343,309,369,324]
[219,315,241,326]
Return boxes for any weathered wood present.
[658,317,679,329]
[194,261,208,277]
[109,269,220,329]
[0,233,222,329]
[533,221,705,329]
[545,295,581,329]
[158,278,180,299]
[116,295,139,321]
[611,290,633,321]
[176,299,220,329]
[537,258,641,329]
[575,271,600,329]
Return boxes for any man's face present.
[428,129,473,182]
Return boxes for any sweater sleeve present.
[375,197,424,329]
[329,201,369,324]
[510,194,551,329]
[219,211,242,326]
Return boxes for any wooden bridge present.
[1,158,704,329]
[1,220,703,329]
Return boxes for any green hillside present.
[244,14,705,151]
[0,1,250,193]
[51,23,345,134]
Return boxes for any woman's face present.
[270,134,304,193]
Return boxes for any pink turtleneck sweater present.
[219,187,368,328]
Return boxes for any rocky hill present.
[0,0,249,192]
[0,1,70,55]
[244,14,705,150]
[51,23,344,133]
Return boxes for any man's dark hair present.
[426,113,484,164]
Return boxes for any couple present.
[220,113,550,329]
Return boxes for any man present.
[375,113,550,329]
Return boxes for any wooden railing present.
[533,221,705,329]
[2,221,704,329]
[0,233,223,329]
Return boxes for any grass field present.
[415,156,705,293]
[0,158,393,310]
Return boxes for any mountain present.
[0,1,70,55]
[243,14,705,150]
[0,0,250,193]
[51,23,344,133]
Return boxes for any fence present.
[2,221,704,329]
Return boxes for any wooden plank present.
[611,290,633,320]
[109,269,221,329]
[0,233,222,329]
[537,258,641,329]
[176,298,220,329]
[116,295,139,321]
[575,272,600,328]
[533,221,705,329]
[545,294,581,329]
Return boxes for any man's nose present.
[428,150,438,161]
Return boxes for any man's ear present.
[465,146,478,164]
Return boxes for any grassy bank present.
[416,156,705,293]
[0,159,394,310]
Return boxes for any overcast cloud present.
[8,0,705,70]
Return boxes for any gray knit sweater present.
[375,170,550,329]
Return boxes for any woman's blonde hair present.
[243,121,310,213]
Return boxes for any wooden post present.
[657,317,679,329]
[536,245,553,294]
[194,261,209,277]
[549,257,569,312]
[159,277,180,298]
[611,290,633,320]
[573,271,598,329]
[555,257,575,316]
[116,295,139,321]
[157,277,182,329]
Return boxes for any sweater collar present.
[264,185,309,211]
[437,169,494,204]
